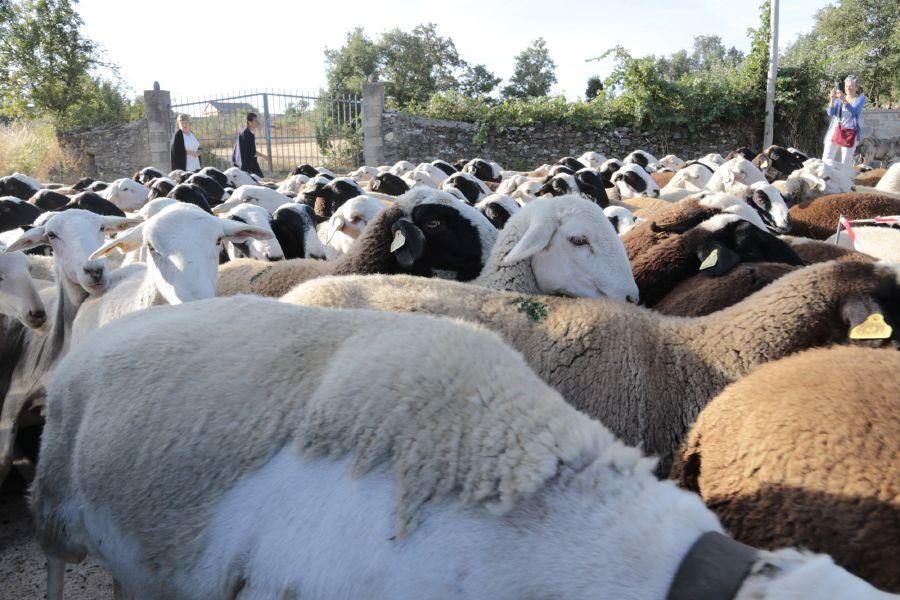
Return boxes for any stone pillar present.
[362,82,385,167]
[144,87,172,171]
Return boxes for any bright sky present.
[77,0,832,102]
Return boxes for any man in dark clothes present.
[233,112,264,178]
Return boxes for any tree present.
[585,76,604,100]
[323,28,380,98]
[378,23,465,106]
[459,64,501,99]
[0,0,139,129]
[782,0,899,104]
[502,38,557,99]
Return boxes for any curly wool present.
[789,192,900,239]
[674,346,900,592]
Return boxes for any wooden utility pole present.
[763,0,779,148]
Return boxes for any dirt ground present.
[0,477,112,600]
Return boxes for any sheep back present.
[650,172,675,187]
[674,346,900,592]
[654,263,797,317]
[789,192,900,239]
[782,236,875,264]
[853,168,885,187]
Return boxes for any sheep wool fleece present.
[675,346,900,592]
[32,296,634,579]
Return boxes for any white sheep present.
[623,150,659,170]
[223,167,258,188]
[276,174,310,195]
[495,174,530,196]
[99,178,149,212]
[474,195,638,300]
[348,165,380,183]
[31,296,896,599]
[212,185,291,215]
[71,204,273,341]
[222,203,284,261]
[611,163,660,199]
[0,248,46,330]
[388,160,416,177]
[413,163,449,185]
[659,154,686,170]
[661,163,713,194]
[321,195,391,258]
[474,194,520,230]
[874,162,900,193]
[577,151,607,169]
[699,152,726,167]
[603,205,643,235]
[511,180,544,204]
[704,158,767,194]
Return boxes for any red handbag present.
[831,104,857,148]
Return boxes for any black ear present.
[536,180,555,196]
[390,217,426,268]
[608,215,620,232]
[650,211,709,234]
[697,242,741,277]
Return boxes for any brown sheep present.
[781,236,876,264]
[654,262,797,316]
[853,168,886,187]
[650,171,675,187]
[674,346,900,592]
[284,260,900,475]
[789,192,900,239]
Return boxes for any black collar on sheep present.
[0,197,44,233]
[370,172,409,197]
[31,189,70,212]
[167,184,213,214]
[185,174,226,206]
[0,176,38,200]
[61,192,126,217]
[683,160,715,173]
[431,160,457,176]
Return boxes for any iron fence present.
[169,90,363,178]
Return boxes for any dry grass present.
[0,120,81,181]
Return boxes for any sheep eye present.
[350,216,362,224]
[823,176,831,181]
[47,232,59,240]
[425,220,441,229]
[569,236,589,247]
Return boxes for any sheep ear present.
[91,223,145,259]
[390,218,426,268]
[220,220,274,242]
[324,215,344,244]
[503,221,555,265]
[101,216,142,232]
[801,174,826,192]
[697,242,740,277]
[4,226,48,253]
[722,168,736,185]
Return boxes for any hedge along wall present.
[381,112,748,169]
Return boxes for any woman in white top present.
[171,113,201,172]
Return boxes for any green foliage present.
[0,0,143,130]
[782,0,899,105]
[459,64,501,100]
[502,38,558,99]
[511,296,549,322]
[585,76,604,100]
[0,119,80,179]
[324,27,380,98]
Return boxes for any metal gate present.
[169,90,363,177]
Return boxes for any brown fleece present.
[284,260,900,475]
[651,171,676,187]
[674,346,900,592]
[621,197,712,261]
[789,192,900,239]
[654,262,797,316]
[853,168,886,187]
[783,237,876,264]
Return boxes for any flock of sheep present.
[0,143,899,599]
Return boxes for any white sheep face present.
[602,205,641,236]
[224,167,257,188]
[748,182,792,233]
[578,152,608,169]
[612,165,660,199]
[101,178,149,211]
[389,161,415,177]
[705,158,766,193]
[225,203,284,261]
[213,185,289,215]
[4,209,136,295]
[503,196,639,302]
[664,164,712,191]
[0,249,46,328]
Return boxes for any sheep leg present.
[47,556,65,600]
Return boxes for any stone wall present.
[56,119,151,180]
[861,109,900,141]
[381,112,748,169]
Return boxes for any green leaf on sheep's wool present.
[511,296,549,322]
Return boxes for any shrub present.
[0,120,81,180]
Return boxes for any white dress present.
[183,131,201,171]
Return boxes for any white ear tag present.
[699,249,719,270]
[390,230,406,252]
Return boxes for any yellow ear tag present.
[390,229,406,253]
[849,313,893,340]
[699,249,719,271]
[760,160,769,168]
